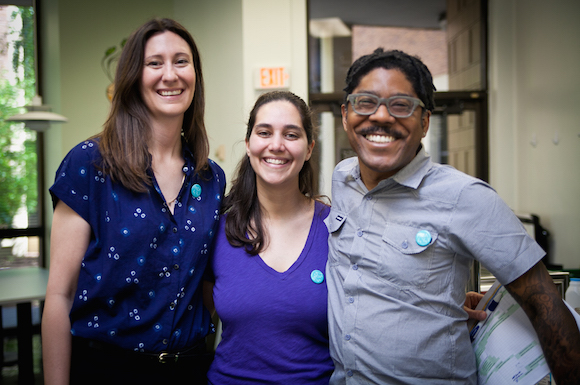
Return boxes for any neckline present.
[166,173,186,206]
[254,201,322,278]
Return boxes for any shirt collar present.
[390,146,432,189]
[345,145,433,191]
[146,137,196,176]
[181,137,196,171]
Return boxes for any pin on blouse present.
[191,183,202,198]
[310,269,324,284]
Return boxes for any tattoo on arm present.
[505,262,580,385]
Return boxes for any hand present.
[464,291,487,321]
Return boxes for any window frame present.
[0,0,45,268]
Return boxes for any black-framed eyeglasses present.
[347,93,425,118]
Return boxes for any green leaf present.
[104,46,117,57]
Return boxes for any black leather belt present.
[73,337,206,364]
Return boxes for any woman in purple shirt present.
[205,91,334,384]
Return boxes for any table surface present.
[0,267,49,305]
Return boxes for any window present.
[0,1,43,269]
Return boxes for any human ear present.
[341,104,348,132]
[421,110,431,137]
[305,140,315,161]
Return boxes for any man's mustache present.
[358,126,403,139]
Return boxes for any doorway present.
[308,0,489,194]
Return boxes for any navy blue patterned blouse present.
[49,139,226,353]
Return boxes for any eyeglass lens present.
[351,95,418,117]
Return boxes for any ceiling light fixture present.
[5,95,68,132]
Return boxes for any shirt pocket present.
[379,223,438,289]
[326,207,350,266]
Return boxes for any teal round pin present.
[310,269,324,284]
[415,230,432,246]
[191,184,202,198]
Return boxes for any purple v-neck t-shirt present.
[208,201,333,384]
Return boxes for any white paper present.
[469,281,550,385]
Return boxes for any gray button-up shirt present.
[326,148,544,384]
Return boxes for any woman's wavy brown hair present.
[95,18,208,192]
[223,91,318,255]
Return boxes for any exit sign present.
[256,66,290,89]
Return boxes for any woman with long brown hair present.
[42,18,224,384]
[205,91,334,384]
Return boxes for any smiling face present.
[141,31,195,122]
[342,67,430,190]
[246,100,314,191]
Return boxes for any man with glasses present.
[325,48,579,384]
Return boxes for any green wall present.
[40,0,174,263]
[39,0,309,266]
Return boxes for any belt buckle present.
[158,352,178,364]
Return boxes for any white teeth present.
[159,90,182,96]
[265,158,287,165]
[366,134,394,143]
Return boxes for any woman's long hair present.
[223,91,317,255]
[95,18,208,192]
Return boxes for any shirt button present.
[173,264,180,270]
[162,339,168,345]
[357,229,363,237]
[352,264,358,270]
[366,195,372,201]
[402,240,408,249]
[172,227,178,233]
[345,334,351,341]
[347,370,353,377]
[348,297,354,303]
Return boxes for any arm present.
[203,281,216,317]
[42,201,91,385]
[505,261,580,385]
